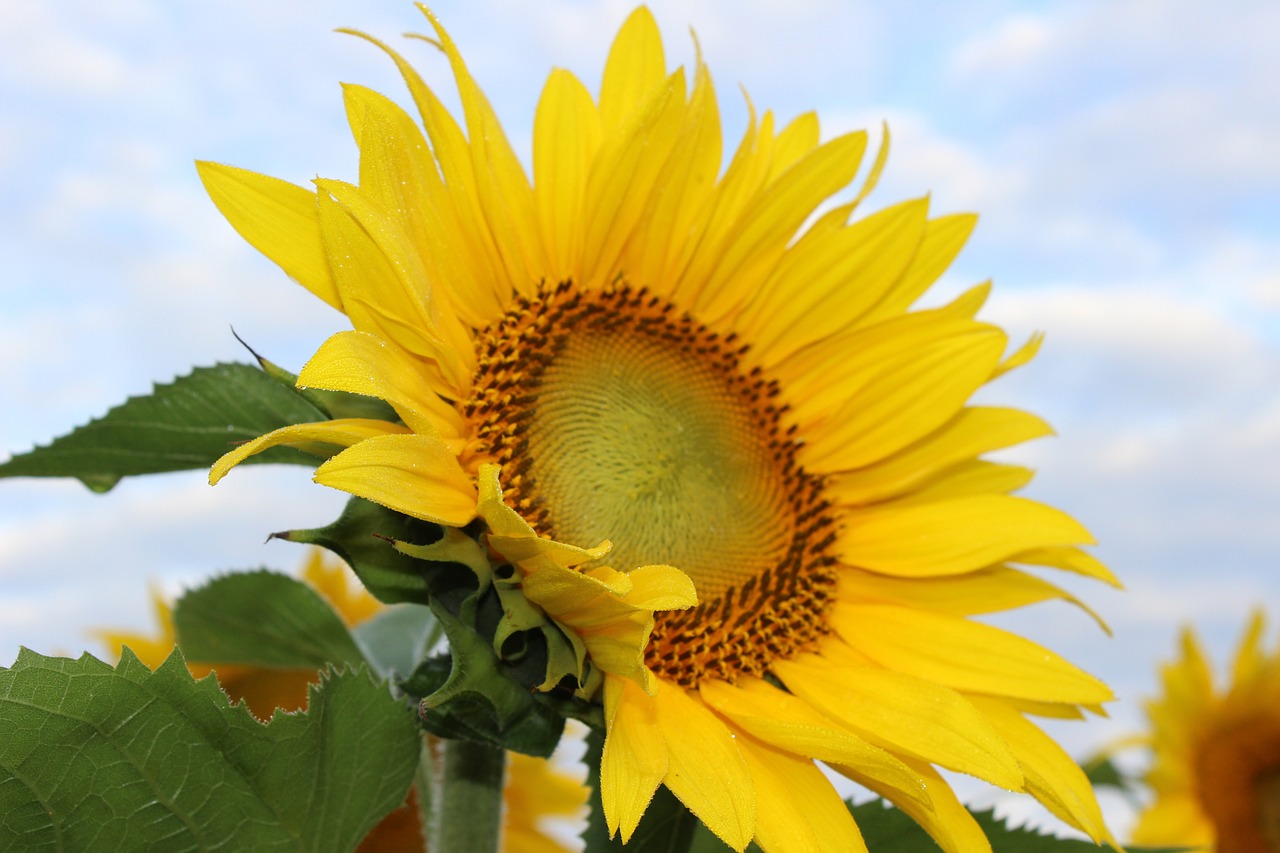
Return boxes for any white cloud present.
[947,1,1280,203]
[991,284,1262,382]
[0,468,348,661]
[0,5,132,97]
[951,13,1056,79]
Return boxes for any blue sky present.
[2,0,1277,837]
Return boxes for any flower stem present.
[430,738,506,853]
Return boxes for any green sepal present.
[0,648,419,852]
[172,569,366,670]
[277,496,444,605]
[393,529,600,700]
[0,363,326,492]
[393,529,565,684]
[389,529,600,755]
[401,606,567,758]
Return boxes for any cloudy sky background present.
[2,0,1277,839]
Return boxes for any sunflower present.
[98,549,590,853]
[200,6,1117,850]
[1131,611,1280,851]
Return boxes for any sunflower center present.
[466,282,839,687]
[1258,766,1280,853]
[1197,718,1280,853]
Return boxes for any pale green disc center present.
[526,329,794,602]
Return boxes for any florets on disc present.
[463,281,840,687]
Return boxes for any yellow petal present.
[314,180,475,397]
[767,111,821,182]
[1231,608,1268,686]
[667,104,775,308]
[698,677,927,808]
[836,758,993,853]
[775,308,982,420]
[838,564,1111,634]
[968,696,1116,844]
[313,433,475,525]
[195,162,339,311]
[622,48,723,296]
[993,331,1045,378]
[775,653,1023,790]
[580,69,688,288]
[828,406,1053,506]
[798,326,1006,472]
[860,212,978,325]
[534,68,601,282]
[734,731,868,853]
[209,418,408,485]
[343,83,499,331]
[1130,792,1214,846]
[601,674,668,841]
[850,121,890,210]
[741,197,927,365]
[622,565,698,611]
[837,495,1095,577]
[890,459,1033,504]
[298,330,465,439]
[832,603,1114,704]
[338,27,509,322]
[654,684,755,851]
[1011,546,1122,587]
[473,464,613,568]
[695,131,869,324]
[598,6,667,134]
[422,7,547,297]
[520,562,635,614]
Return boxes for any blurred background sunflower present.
[1128,610,1280,851]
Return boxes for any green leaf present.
[848,799,1191,852]
[1081,754,1147,803]
[0,363,327,492]
[280,496,445,605]
[0,648,420,852]
[678,796,1195,853]
[582,725,703,853]
[173,569,366,669]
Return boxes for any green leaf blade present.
[0,648,419,853]
[0,363,328,491]
[173,569,366,670]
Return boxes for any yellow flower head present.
[1132,611,1280,851]
[200,6,1117,850]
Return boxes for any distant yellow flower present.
[199,7,1117,850]
[1132,611,1280,851]
[506,750,590,853]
